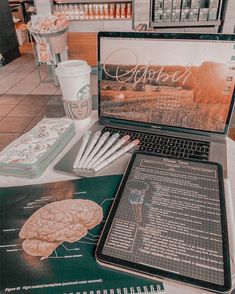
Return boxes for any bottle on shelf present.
[99,4,105,19]
[80,4,85,20]
[84,4,88,19]
[104,4,109,19]
[109,3,115,19]
[53,2,132,21]
[88,4,94,19]
[116,3,121,18]
[94,4,99,19]
[74,4,80,20]
[127,2,132,18]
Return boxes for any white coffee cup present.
[56,60,92,125]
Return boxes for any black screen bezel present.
[96,152,231,293]
[97,31,235,137]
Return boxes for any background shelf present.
[54,0,132,3]
[149,0,224,32]
[150,19,221,27]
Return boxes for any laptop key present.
[188,154,204,160]
[154,149,162,154]
[193,150,205,156]
[147,148,154,152]
[102,126,210,160]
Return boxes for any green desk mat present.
[0,175,164,294]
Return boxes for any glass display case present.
[149,0,224,32]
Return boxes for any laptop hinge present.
[99,118,226,142]
[151,124,226,139]
[99,118,152,129]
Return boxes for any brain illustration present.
[22,239,62,258]
[19,199,103,258]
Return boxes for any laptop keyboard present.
[101,126,210,161]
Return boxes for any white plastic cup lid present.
[55,60,91,77]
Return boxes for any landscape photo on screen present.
[99,38,235,132]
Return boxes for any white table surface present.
[0,111,234,293]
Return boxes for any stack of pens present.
[73,130,140,173]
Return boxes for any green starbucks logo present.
[76,84,90,100]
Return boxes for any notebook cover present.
[0,118,74,167]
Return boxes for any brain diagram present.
[19,199,103,258]
[127,180,149,223]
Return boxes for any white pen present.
[86,133,120,169]
[91,135,130,169]
[73,130,91,169]
[77,131,101,168]
[93,139,140,172]
[82,131,110,168]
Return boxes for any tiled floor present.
[0,43,98,96]
[0,43,98,151]
[0,94,65,151]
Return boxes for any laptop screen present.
[98,32,235,135]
